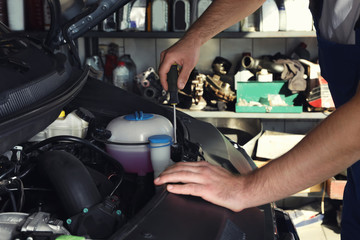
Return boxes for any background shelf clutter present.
[0,0,314,34]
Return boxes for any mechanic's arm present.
[155,90,360,212]
[159,0,265,90]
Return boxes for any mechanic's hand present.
[154,161,247,212]
[158,37,200,91]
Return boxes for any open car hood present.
[0,1,298,239]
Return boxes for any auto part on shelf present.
[135,67,167,103]
[241,55,285,73]
[178,70,207,110]
[202,57,236,111]
[205,74,236,103]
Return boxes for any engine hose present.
[1,189,17,212]
[0,165,15,181]
[39,150,102,216]
[24,135,124,174]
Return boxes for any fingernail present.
[154,178,160,183]
[167,185,173,190]
[179,82,185,89]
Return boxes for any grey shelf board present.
[179,110,329,119]
[83,31,317,39]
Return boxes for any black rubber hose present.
[24,135,124,174]
[39,150,102,216]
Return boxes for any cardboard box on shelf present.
[256,130,305,159]
[326,177,346,200]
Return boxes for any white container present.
[29,110,89,142]
[106,112,173,176]
[148,135,173,178]
[259,0,279,32]
[284,0,312,31]
[151,0,168,31]
[118,54,137,92]
[257,69,273,82]
[113,61,132,91]
[173,0,191,32]
[7,0,24,31]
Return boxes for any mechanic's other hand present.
[158,38,200,90]
[154,161,247,212]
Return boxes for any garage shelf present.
[179,110,329,119]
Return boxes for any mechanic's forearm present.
[242,95,360,209]
[182,0,265,46]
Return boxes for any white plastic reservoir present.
[106,111,173,176]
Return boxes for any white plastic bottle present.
[118,54,137,92]
[113,61,132,91]
[151,0,168,31]
[6,0,25,31]
[259,0,279,32]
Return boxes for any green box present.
[235,81,303,113]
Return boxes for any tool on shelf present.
[167,64,179,144]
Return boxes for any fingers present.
[177,64,192,89]
[158,40,199,91]
[154,161,227,186]
[167,183,203,196]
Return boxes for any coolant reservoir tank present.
[106,111,173,176]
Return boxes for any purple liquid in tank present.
[106,147,153,176]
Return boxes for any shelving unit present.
[83,30,317,39]
[179,110,329,120]
[83,30,317,58]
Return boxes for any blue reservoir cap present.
[148,135,172,144]
[124,111,154,121]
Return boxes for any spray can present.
[173,0,190,32]
[151,0,168,31]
